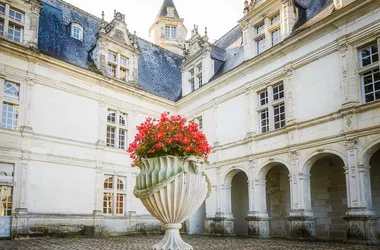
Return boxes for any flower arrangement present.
[127,112,211,167]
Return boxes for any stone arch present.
[223,166,250,184]
[359,136,380,166]
[223,167,249,236]
[258,159,291,238]
[300,148,347,175]
[257,158,291,180]
[302,151,347,240]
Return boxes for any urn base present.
[153,223,192,250]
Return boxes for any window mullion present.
[112,175,117,215]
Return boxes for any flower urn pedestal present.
[134,156,211,250]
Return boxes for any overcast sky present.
[66,0,244,42]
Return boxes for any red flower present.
[127,112,211,167]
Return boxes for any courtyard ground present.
[0,235,378,250]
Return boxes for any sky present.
[65,0,244,42]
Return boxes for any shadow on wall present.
[231,171,248,236]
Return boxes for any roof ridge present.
[50,0,102,21]
[214,24,240,45]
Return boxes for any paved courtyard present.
[0,235,378,250]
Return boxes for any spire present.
[157,0,180,18]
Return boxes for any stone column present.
[344,138,377,244]
[246,178,269,238]
[287,151,315,239]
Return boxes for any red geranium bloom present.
[127,112,211,167]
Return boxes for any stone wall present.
[311,157,347,240]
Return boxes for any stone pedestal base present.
[13,208,29,236]
[344,215,378,244]
[287,216,315,239]
[246,217,270,239]
[153,223,192,250]
[204,217,235,236]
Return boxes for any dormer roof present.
[158,0,180,18]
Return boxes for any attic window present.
[165,26,177,40]
[9,8,23,23]
[71,23,83,41]
[0,4,5,15]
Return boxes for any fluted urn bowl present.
[134,155,211,250]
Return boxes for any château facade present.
[0,0,379,244]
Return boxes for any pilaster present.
[245,87,257,138]
[344,138,378,243]
[337,40,360,108]
[284,66,295,125]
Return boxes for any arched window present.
[106,109,128,149]
[103,175,126,215]
[1,81,20,130]
[71,23,83,41]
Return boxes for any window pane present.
[274,103,285,129]
[106,126,116,147]
[120,57,128,67]
[103,193,113,214]
[260,109,269,133]
[270,14,280,25]
[107,112,116,123]
[256,23,264,34]
[117,178,124,191]
[273,83,284,100]
[272,29,281,46]
[362,68,380,103]
[119,129,127,149]
[1,103,18,130]
[116,194,124,215]
[108,64,117,78]
[257,37,265,54]
[0,5,4,14]
[108,52,117,62]
[120,68,128,81]
[104,177,113,189]
[0,20,3,36]
[8,24,22,43]
[360,44,379,67]
[4,82,19,100]
[9,9,23,22]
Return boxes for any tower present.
[149,0,187,55]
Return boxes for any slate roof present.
[38,0,183,101]
[214,25,242,50]
[158,0,180,18]
[294,0,333,29]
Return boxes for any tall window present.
[271,29,281,46]
[71,23,83,41]
[257,37,265,54]
[0,4,24,43]
[106,109,128,149]
[188,63,204,92]
[103,176,126,215]
[165,26,177,40]
[107,51,129,82]
[1,81,20,130]
[257,82,286,133]
[359,43,379,103]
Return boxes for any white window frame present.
[106,109,128,150]
[271,28,281,46]
[71,23,83,41]
[0,3,25,43]
[188,62,204,92]
[103,175,126,216]
[358,41,380,103]
[1,80,20,131]
[257,82,286,133]
[256,22,264,35]
[270,13,280,25]
[107,51,129,82]
[0,20,4,36]
[165,25,177,40]
[9,8,23,23]
[256,37,265,54]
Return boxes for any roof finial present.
[101,11,104,21]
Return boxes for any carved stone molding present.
[345,137,358,149]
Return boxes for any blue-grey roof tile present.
[214,25,242,50]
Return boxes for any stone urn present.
[134,155,211,250]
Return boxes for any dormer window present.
[165,26,177,40]
[9,9,23,23]
[71,23,83,41]
[107,51,129,82]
